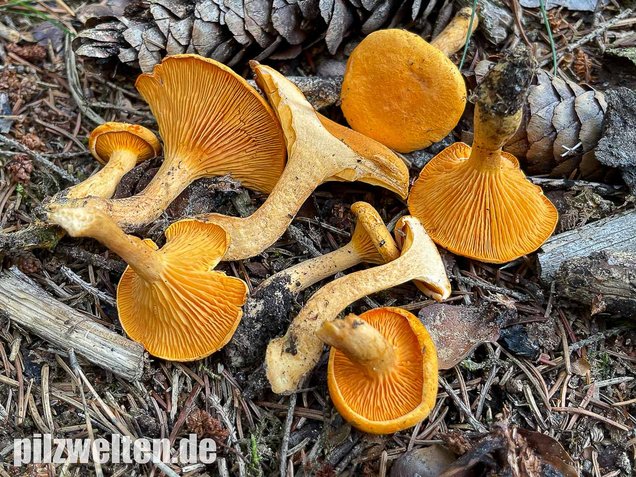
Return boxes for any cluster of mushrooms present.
[43,21,558,435]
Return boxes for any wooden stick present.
[555,250,636,318]
[537,209,636,283]
[0,267,145,380]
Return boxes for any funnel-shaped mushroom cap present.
[136,54,286,193]
[341,29,466,153]
[49,205,248,361]
[408,143,558,263]
[350,201,399,264]
[321,308,438,434]
[252,62,409,199]
[89,122,161,165]
[394,216,452,301]
[117,220,248,360]
[317,116,409,192]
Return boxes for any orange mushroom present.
[49,54,286,230]
[266,215,451,395]
[408,46,558,264]
[59,122,161,200]
[225,201,400,368]
[200,62,409,261]
[318,308,438,434]
[48,207,248,361]
[340,9,477,153]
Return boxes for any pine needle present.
[459,0,479,71]
[539,0,558,75]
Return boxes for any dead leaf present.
[418,303,501,370]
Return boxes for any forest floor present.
[0,1,635,476]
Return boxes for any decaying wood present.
[595,87,636,194]
[537,209,636,283]
[0,267,146,380]
[555,250,636,318]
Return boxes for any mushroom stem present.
[200,64,408,261]
[258,241,362,295]
[75,162,193,229]
[65,149,139,200]
[265,216,451,394]
[48,207,163,282]
[202,162,325,260]
[318,314,396,377]
[430,7,479,57]
[467,46,535,172]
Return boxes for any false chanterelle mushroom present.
[318,308,438,434]
[408,46,558,264]
[200,62,409,261]
[53,122,161,201]
[48,207,248,361]
[225,201,400,368]
[340,8,478,153]
[48,54,286,230]
[266,215,451,394]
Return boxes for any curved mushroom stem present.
[430,7,479,57]
[318,314,396,378]
[467,46,535,172]
[201,64,408,261]
[265,216,451,394]
[64,150,139,200]
[257,241,362,295]
[48,207,163,282]
[58,162,193,229]
[202,162,324,260]
[224,202,399,369]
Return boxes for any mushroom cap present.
[393,216,452,301]
[251,62,409,200]
[135,54,286,194]
[317,115,409,198]
[350,201,400,264]
[117,219,248,361]
[407,142,559,263]
[89,122,161,165]
[340,29,467,153]
[327,307,438,434]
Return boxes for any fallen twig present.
[0,267,145,380]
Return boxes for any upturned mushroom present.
[340,8,477,153]
[318,308,438,434]
[48,207,248,361]
[49,54,286,229]
[408,47,558,264]
[199,62,409,261]
[265,215,451,394]
[225,201,400,368]
[55,122,161,200]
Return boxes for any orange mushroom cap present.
[408,143,557,263]
[408,47,558,264]
[135,54,286,194]
[89,122,161,166]
[340,29,466,153]
[48,204,248,361]
[321,307,438,434]
[117,220,248,361]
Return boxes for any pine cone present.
[74,0,433,72]
[467,64,609,181]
